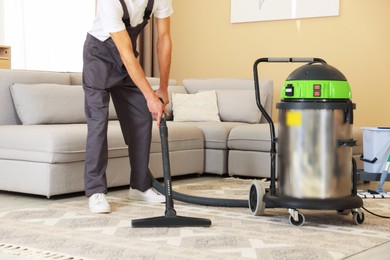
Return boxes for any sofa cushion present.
[216,89,267,123]
[183,122,246,149]
[10,83,117,125]
[0,69,72,125]
[228,123,278,152]
[10,83,86,125]
[172,91,220,122]
[150,121,204,153]
[0,121,127,163]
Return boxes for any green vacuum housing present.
[281,63,352,100]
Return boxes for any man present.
[82,0,173,213]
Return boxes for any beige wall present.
[170,0,390,127]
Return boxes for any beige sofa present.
[0,69,363,198]
[0,69,196,198]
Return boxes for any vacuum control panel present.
[281,63,352,100]
[281,80,351,100]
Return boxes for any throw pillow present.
[172,91,220,122]
[216,90,268,123]
[10,83,88,125]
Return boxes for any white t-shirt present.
[89,0,173,41]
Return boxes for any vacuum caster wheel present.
[288,209,305,227]
[352,209,365,225]
[248,180,266,216]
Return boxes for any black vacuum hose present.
[151,175,248,208]
[151,104,248,209]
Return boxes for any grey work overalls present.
[82,0,155,197]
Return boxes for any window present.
[3,0,96,72]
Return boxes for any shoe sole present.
[90,209,111,214]
[128,195,165,203]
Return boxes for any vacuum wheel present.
[352,209,365,225]
[248,180,266,216]
[288,213,305,227]
[288,208,305,227]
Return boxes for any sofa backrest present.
[182,78,274,123]
[69,72,83,85]
[67,72,177,87]
[0,68,177,125]
[0,69,72,125]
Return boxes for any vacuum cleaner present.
[249,57,365,226]
[140,57,365,227]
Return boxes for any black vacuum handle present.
[260,57,327,63]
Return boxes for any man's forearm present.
[157,33,172,89]
[156,16,172,90]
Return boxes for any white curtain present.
[4,0,96,72]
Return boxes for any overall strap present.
[143,0,155,21]
[119,0,130,27]
[119,0,155,28]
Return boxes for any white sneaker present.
[89,193,111,213]
[129,188,166,203]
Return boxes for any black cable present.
[362,206,390,219]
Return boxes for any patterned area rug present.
[0,177,390,260]
[358,191,390,199]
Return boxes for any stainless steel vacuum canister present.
[276,62,356,199]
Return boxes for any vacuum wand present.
[132,106,212,228]
[159,113,176,216]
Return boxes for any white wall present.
[2,0,95,72]
[0,0,4,43]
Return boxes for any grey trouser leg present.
[83,87,110,197]
[110,85,153,192]
[83,83,153,195]
[82,33,153,196]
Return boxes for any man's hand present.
[155,87,169,107]
[146,92,168,127]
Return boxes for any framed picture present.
[231,0,340,23]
